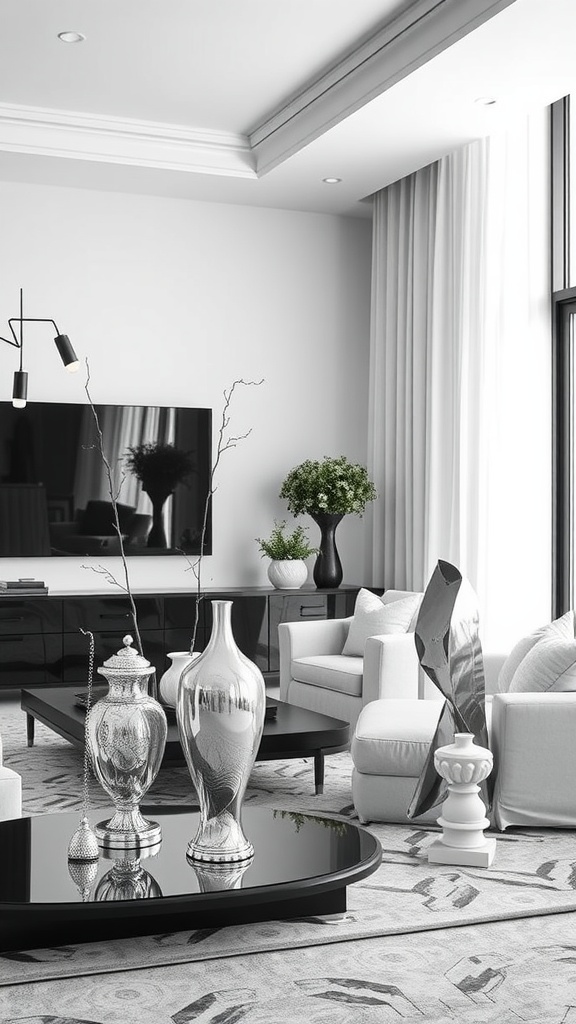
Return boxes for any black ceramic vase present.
[310,512,344,589]
[143,484,171,548]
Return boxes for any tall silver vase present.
[176,600,266,863]
[87,635,168,849]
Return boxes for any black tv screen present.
[0,402,212,557]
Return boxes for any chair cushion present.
[291,655,363,696]
[341,589,422,656]
[351,699,442,776]
[500,612,576,693]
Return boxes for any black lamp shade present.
[54,333,79,371]
[12,370,28,408]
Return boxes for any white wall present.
[0,181,372,594]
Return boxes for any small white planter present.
[158,650,201,708]
[267,559,308,589]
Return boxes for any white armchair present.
[278,590,424,730]
[0,732,21,820]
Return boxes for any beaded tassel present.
[67,629,99,866]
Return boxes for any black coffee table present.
[0,805,381,952]
[21,687,350,793]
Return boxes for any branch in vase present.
[81,358,143,657]
[179,377,264,655]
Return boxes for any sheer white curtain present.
[368,111,551,649]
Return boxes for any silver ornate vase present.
[177,600,266,863]
[87,635,168,849]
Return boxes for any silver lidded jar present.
[87,635,168,849]
[177,600,266,863]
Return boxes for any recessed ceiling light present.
[322,177,342,184]
[475,96,497,106]
[58,31,86,43]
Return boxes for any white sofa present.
[278,589,424,731]
[0,731,21,820]
[280,594,576,830]
[489,664,576,830]
[351,651,576,830]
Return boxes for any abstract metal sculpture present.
[408,559,490,820]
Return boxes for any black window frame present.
[552,96,574,616]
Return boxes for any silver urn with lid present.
[87,635,168,849]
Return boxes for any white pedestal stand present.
[428,732,496,868]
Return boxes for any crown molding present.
[0,0,517,185]
[0,104,256,178]
[249,0,518,175]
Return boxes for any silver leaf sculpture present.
[407,559,491,819]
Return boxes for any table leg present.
[26,714,35,747]
[314,750,324,794]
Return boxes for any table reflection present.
[189,857,253,893]
[95,842,163,902]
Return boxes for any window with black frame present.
[552,96,576,615]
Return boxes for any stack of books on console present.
[0,579,49,596]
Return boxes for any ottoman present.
[351,699,443,824]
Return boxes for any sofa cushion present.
[500,611,576,693]
[351,699,442,776]
[291,655,363,697]
[352,698,493,778]
[342,589,421,657]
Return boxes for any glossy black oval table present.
[0,805,381,952]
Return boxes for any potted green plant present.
[279,456,376,588]
[125,442,194,548]
[256,520,318,589]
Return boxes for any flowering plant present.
[279,456,376,516]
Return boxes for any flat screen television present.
[0,401,212,557]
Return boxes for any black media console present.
[0,585,361,689]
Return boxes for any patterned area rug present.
[2,700,576,995]
[0,912,575,1023]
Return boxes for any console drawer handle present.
[0,616,25,623]
[300,606,325,617]
[99,612,130,620]
[0,636,23,642]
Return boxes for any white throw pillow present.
[497,628,550,693]
[497,611,574,692]
[342,589,420,657]
[502,611,576,693]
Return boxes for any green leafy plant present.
[279,456,376,516]
[255,521,318,561]
[125,442,194,493]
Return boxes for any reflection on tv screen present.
[0,402,212,557]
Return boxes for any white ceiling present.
[0,0,575,217]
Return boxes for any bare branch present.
[187,377,264,655]
[81,563,129,593]
[82,358,144,659]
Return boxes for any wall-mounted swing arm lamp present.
[0,289,79,409]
